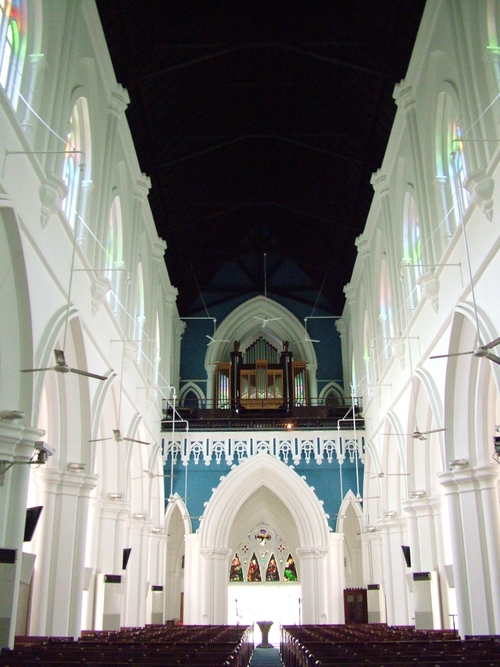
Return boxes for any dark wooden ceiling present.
[95,0,427,316]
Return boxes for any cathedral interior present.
[1,0,500,654]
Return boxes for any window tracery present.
[229,522,298,583]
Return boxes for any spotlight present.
[449,459,469,470]
[67,462,86,471]
[285,422,294,431]
[108,492,123,500]
[0,410,24,421]
[410,490,426,499]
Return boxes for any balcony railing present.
[161,397,364,431]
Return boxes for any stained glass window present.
[230,553,243,582]
[403,192,423,310]
[266,554,280,581]
[247,553,262,582]
[284,554,298,582]
[229,522,298,583]
[62,98,91,228]
[0,0,26,105]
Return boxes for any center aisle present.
[249,647,283,666]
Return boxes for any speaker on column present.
[122,548,131,570]
[23,506,43,542]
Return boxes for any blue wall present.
[164,450,363,533]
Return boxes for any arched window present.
[436,93,469,238]
[154,311,161,384]
[379,256,393,359]
[402,192,423,310]
[105,195,123,313]
[62,97,91,228]
[363,309,371,387]
[0,0,26,106]
[134,261,145,358]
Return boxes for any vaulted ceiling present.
[95,1,427,316]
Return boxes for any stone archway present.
[183,451,344,625]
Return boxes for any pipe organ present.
[215,338,308,411]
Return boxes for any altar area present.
[228,583,301,646]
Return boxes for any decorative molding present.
[162,432,365,467]
[463,169,494,221]
[417,271,439,313]
[91,276,112,315]
[39,174,66,227]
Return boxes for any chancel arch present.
[183,451,344,628]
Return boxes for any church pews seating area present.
[281,624,500,667]
[0,624,253,667]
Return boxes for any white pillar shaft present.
[296,548,329,624]
[28,468,97,638]
[380,518,411,625]
[182,533,200,624]
[0,423,44,649]
[439,466,500,636]
[199,548,231,624]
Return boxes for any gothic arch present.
[205,296,317,368]
[199,451,329,549]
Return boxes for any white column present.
[122,518,150,627]
[87,498,129,630]
[439,465,500,636]
[327,533,345,623]
[182,533,200,624]
[0,421,44,649]
[379,516,412,625]
[199,547,232,624]
[296,547,330,624]
[28,468,97,638]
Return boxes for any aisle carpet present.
[249,647,283,666]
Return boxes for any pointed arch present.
[199,451,329,549]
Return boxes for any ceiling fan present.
[90,428,150,445]
[89,342,150,445]
[429,153,500,366]
[370,472,410,478]
[131,469,173,480]
[381,428,445,441]
[22,349,108,381]
[253,253,282,328]
[206,334,231,346]
[293,334,320,344]
[354,495,380,503]
[430,338,500,365]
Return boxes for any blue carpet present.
[249,647,283,666]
